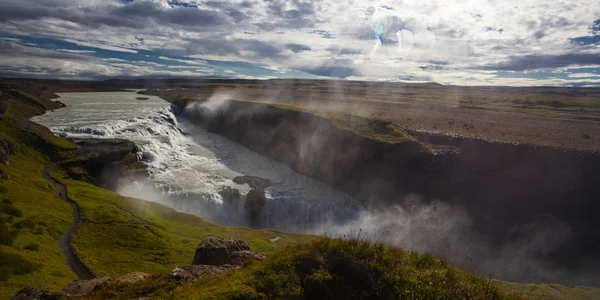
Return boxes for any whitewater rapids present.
[32,92,363,231]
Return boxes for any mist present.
[103,86,600,287]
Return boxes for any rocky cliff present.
[175,99,600,274]
[58,138,147,190]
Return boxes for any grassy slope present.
[0,123,78,298]
[0,82,313,298]
[498,282,600,300]
[1,81,599,299]
[92,237,517,299]
[52,173,315,278]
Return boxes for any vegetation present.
[53,173,315,278]
[1,79,599,299]
[90,237,518,299]
[0,81,313,298]
[498,281,600,300]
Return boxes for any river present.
[32,91,363,231]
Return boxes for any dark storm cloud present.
[482,53,600,71]
[198,1,249,23]
[0,40,96,61]
[285,43,311,53]
[524,16,573,40]
[0,0,230,29]
[257,0,318,29]
[299,63,358,78]
[184,37,287,59]
[326,46,363,55]
[0,64,63,76]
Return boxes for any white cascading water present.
[32,92,586,284]
[32,92,364,231]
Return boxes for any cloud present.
[299,62,358,78]
[326,46,363,55]
[0,40,96,61]
[482,53,600,71]
[0,0,598,85]
[285,43,311,53]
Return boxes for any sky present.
[0,0,599,86]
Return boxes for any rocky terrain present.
[12,236,265,299]
[2,78,600,299]
[175,97,600,284]
[58,137,147,190]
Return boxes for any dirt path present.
[43,163,96,280]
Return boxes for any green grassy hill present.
[0,81,312,298]
[1,79,600,299]
[92,237,519,299]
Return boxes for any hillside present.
[1,78,600,299]
[0,81,312,299]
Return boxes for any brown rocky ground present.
[143,80,600,152]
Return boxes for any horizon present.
[0,0,599,87]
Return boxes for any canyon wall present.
[176,99,600,272]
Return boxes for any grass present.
[0,128,76,299]
[0,81,314,298]
[89,237,519,299]
[53,174,315,278]
[498,281,600,300]
[2,80,600,299]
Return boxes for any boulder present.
[61,277,112,297]
[192,236,253,266]
[173,237,265,283]
[169,265,233,283]
[233,175,272,190]
[59,272,152,297]
[116,272,153,284]
[11,286,64,300]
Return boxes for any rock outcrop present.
[170,236,265,283]
[177,98,600,275]
[59,138,148,190]
[220,176,272,227]
[0,139,16,165]
[61,277,113,297]
[192,236,264,266]
[11,286,62,300]
[169,265,232,283]
[233,175,272,227]
[59,272,153,297]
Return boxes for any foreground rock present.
[169,265,234,283]
[170,236,265,283]
[11,286,62,300]
[12,272,154,299]
[60,272,153,297]
[12,238,264,298]
[192,236,265,265]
